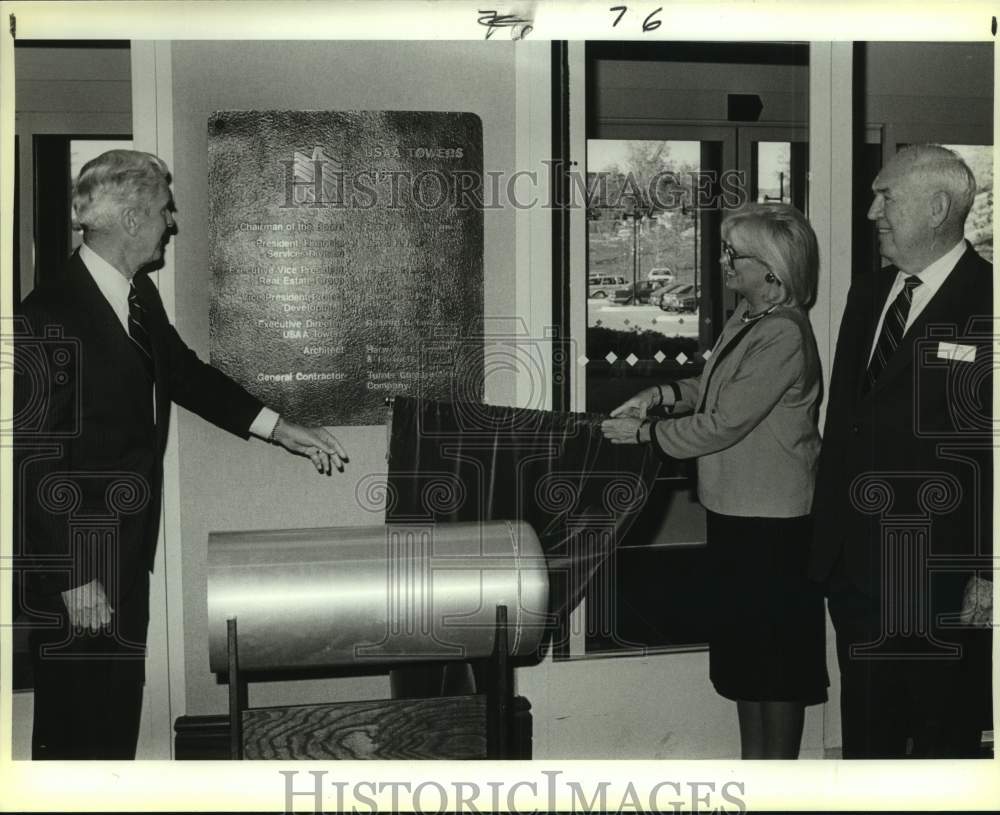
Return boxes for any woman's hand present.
[601,416,643,444]
[609,386,661,420]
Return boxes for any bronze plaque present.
[208,110,484,426]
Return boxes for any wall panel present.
[169,39,522,716]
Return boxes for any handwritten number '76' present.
[610,6,663,32]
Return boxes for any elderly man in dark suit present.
[810,144,993,759]
[14,149,349,759]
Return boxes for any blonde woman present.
[602,203,827,759]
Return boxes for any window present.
[584,137,727,417]
[944,144,992,263]
[756,141,791,203]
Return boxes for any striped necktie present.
[865,275,921,391]
[127,283,155,378]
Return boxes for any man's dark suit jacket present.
[809,243,993,608]
[14,250,264,661]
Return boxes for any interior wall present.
[169,40,522,715]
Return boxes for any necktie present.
[865,275,921,391]
[127,284,155,378]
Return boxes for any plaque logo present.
[280,146,344,208]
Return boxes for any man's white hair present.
[895,144,977,226]
[72,149,171,234]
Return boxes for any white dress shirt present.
[79,242,279,439]
[867,239,967,365]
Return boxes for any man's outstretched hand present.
[272,418,349,474]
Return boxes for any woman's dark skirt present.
[705,511,829,705]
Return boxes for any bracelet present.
[666,382,681,412]
[268,417,281,443]
[636,418,650,444]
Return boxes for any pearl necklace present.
[741,303,779,323]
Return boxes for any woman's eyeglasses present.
[721,241,783,285]
[722,241,760,268]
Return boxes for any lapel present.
[131,272,171,437]
[851,266,896,403]
[65,251,133,351]
[695,312,742,409]
[862,244,977,398]
[697,312,765,412]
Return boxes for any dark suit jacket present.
[14,250,263,650]
[809,243,993,606]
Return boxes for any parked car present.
[659,282,699,312]
[675,289,701,313]
[646,267,675,285]
[588,275,633,303]
[634,279,659,304]
[648,280,688,308]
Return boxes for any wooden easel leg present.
[486,605,512,759]
[227,617,246,760]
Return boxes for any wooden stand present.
[224,605,530,760]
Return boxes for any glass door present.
[581,126,739,655]
[583,126,736,418]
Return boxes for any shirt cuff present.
[249,407,280,440]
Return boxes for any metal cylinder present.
[208,520,549,672]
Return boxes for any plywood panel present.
[242,696,488,760]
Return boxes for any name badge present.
[936,341,976,363]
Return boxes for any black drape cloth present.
[385,396,662,666]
